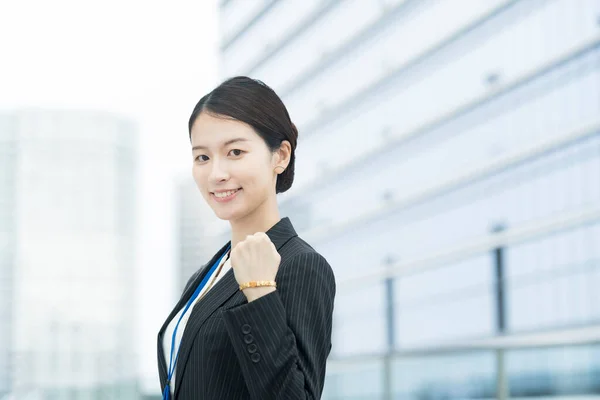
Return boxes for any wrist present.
[243,286,276,302]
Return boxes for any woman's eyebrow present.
[192,138,250,151]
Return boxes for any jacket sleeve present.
[221,252,336,400]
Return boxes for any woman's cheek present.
[192,168,209,195]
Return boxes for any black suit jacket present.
[157,217,336,399]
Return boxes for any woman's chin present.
[213,208,241,221]
[215,213,231,221]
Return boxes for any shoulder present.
[181,267,203,296]
[279,235,323,265]
[277,236,335,285]
[181,242,229,295]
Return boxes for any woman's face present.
[190,112,281,222]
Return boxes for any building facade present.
[0,110,139,399]
[0,111,17,398]
[218,0,600,398]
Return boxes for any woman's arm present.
[221,251,336,400]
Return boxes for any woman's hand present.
[231,232,281,302]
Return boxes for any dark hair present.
[188,76,298,194]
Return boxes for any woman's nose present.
[209,160,229,182]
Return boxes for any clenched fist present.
[230,232,281,302]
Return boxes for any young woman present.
[157,76,336,400]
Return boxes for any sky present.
[0,0,220,392]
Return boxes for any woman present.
[157,76,336,400]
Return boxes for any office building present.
[0,111,17,398]
[0,109,139,398]
[218,0,600,398]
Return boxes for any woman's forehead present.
[191,113,259,147]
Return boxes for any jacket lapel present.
[172,217,298,397]
[157,241,231,389]
[173,268,243,397]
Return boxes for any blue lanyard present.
[163,244,231,400]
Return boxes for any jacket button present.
[241,324,251,334]
[251,352,261,363]
[244,334,254,344]
[247,343,257,354]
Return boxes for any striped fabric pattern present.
[156,217,336,399]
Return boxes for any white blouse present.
[163,252,232,395]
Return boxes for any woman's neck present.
[229,204,281,249]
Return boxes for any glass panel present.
[506,345,600,396]
[507,223,600,331]
[324,359,384,400]
[392,352,496,399]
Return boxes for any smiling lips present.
[211,188,241,203]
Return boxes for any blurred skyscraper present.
[0,110,139,399]
[0,114,16,398]
[218,0,600,398]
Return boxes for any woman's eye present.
[229,149,243,156]
[196,155,209,162]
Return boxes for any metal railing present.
[326,325,600,399]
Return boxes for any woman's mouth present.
[211,188,241,203]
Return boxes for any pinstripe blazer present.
[157,217,336,399]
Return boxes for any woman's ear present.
[275,140,292,169]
